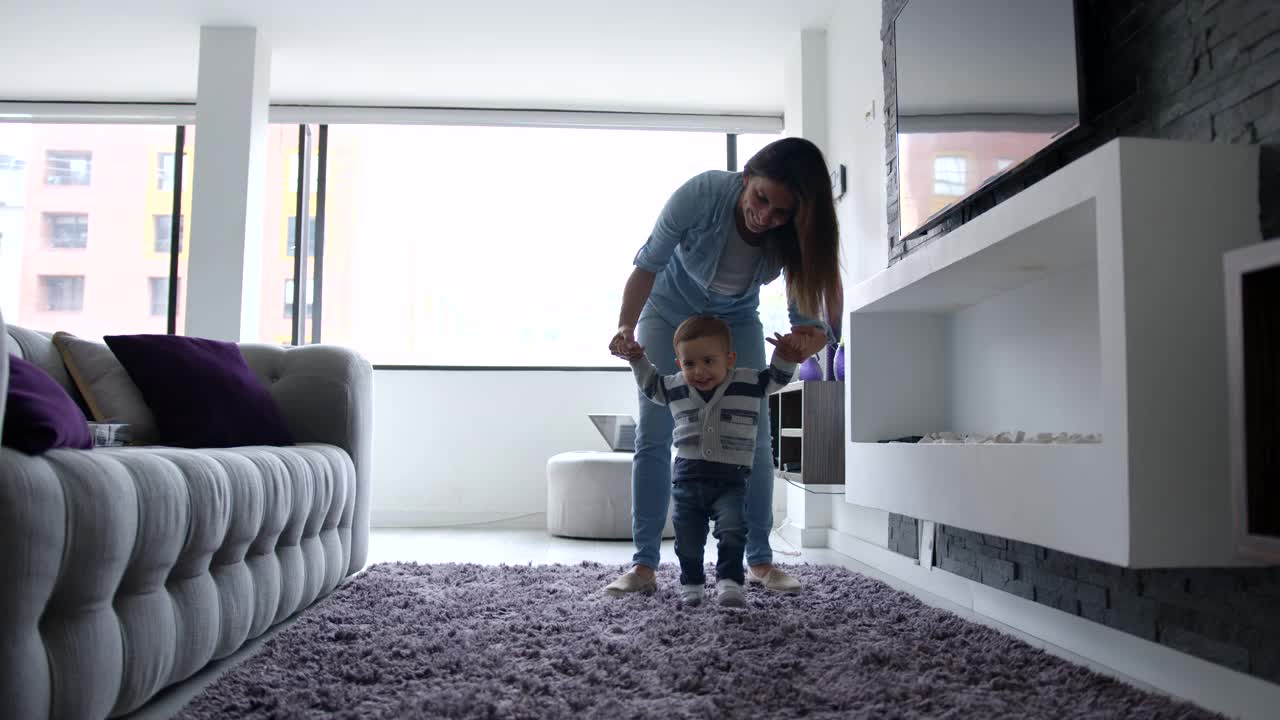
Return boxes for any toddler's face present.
[676,336,736,392]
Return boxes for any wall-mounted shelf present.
[845,138,1260,568]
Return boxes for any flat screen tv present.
[893,0,1087,243]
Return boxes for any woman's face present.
[741,174,796,234]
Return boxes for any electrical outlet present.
[920,520,936,568]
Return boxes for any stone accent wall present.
[892,523,1280,683]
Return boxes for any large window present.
[256,124,320,344]
[0,124,191,339]
[317,125,731,366]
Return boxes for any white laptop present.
[588,413,637,452]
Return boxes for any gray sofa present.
[0,308,373,719]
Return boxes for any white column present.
[185,27,270,341]
[783,28,829,156]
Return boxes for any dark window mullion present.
[727,133,737,172]
[290,124,312,346]
[167,125,185,335]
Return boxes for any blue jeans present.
[631,305,775,570]
[671,460,748,585]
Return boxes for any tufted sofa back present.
[0,308,374,719]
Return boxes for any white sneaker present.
[680,584,705,606]
[716,579,745,607]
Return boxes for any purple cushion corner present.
[102,334,294,449]
[3,355,93,455]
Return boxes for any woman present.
[606,137,842,596]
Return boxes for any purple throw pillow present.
[103,334,294,449]
[3,355,93,454]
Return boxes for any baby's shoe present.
[716,579,745,608]
[680,584,705,607]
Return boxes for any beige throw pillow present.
[52,331,158,445]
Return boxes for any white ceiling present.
[2,0,839,115]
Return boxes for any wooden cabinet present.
[768,380,845,485]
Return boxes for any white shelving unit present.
[845,138,1260,568]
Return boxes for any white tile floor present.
[127,526,1150,719]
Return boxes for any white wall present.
[823,0,892,543]
[370,367,790,529]
[371,369,638,526]
[950,265,1102,435]
[826,3,890,288]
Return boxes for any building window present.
[45,150,92,186]
[996,158,1014,172]
[148,277,171,317]
[287,216,317,257]
[284,278,314,319]
[933,155,968,196]
[157,152,175,190]
[154,214,183,253]
[39,275,85,312]
[43,213,88,248]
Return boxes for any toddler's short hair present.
[673,315,732,353]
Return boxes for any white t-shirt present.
[708,224,763,296]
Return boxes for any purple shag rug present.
[176,562,1220,719]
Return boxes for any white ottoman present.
[546,451,675,539]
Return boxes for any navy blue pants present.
[671,459,748,586]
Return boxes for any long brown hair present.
[745,137,841,325]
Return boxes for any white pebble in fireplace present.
[915,432,1102,444]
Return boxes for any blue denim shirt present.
[633,170,834,342]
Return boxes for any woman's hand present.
[609,325,645,360]
[789,325,828,358]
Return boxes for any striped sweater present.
[629,352,798,466]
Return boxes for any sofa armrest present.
[238,342,373,575]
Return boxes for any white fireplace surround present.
[844,137,1261,568]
